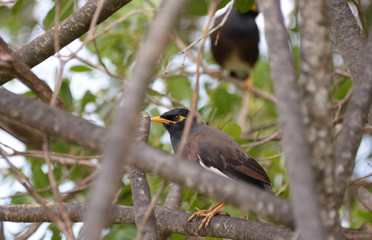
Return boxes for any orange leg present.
[241,72,254,91]
[188,202,229,230]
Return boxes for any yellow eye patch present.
[151,115,186,125]
[172,115,185,124]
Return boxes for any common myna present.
[210,4,259,90]
[151,108,272,230]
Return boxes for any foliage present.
[0,0,371,238]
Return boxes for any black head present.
[151,108,201,152]
[151,108,198,134]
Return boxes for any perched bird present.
[151,108,272,230]
[210,4,259,90]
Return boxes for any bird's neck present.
[169,123,203,153]
[170,131,183,153]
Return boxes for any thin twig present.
[241,130,281,149]
[136,181,167,240]
[148,88,189,109]
[163,2,233,75]
[42,138,75,239]
[351,0,369,37]
[0,147,70,236]
[14,223,42,240]
[0,0,19,7]
[9,150,99,168]
[333,88,353,124]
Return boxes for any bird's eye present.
[174,115,180,121]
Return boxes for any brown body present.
[151,109,273,229]
[152,109,272,191]
[184,124,271,190]
[210,6,259,79]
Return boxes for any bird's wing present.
[184,125,271,185]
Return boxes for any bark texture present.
[335,34,372,206]
[259,0,327,239]
[0,203,293,240]
[299,0,342,239]
[329,0,366,80]
[0,37,65,109]
[129,112,158,240]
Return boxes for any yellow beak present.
[151,116,172,124]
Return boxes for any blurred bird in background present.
[210,3,259,90]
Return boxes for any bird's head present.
[151,108,198,135]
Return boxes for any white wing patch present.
[197,154,230,179]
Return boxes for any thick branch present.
[0,89,294,227]
[299,0,342,238]
[0,203,293,240]
[0,37,65,109]
[0,0,131,84]
[82,1,188,239]
[258,0,327,239]
[0,88,107,151]
[129,112,158,240]
[329,0,366,80]
[335,33,372,206]
[0,115,44,149]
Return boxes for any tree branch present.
[82,1,188,239]
[0,0,132,85]
[258,0,327,239]
[0,88,107,151]
[299,0,343,238]
[0,37,65,109]
[335,32,372,207]
[129,112,158,240]
[0,203,293,240]
[0,88,294,228]
[0,115,44,150]
[329,0,366,80]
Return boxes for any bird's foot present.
[187,203,229,230]
[240,75,254,91]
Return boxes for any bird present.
[151,108,273,230]
[210,4,259,90]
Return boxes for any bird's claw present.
[187,207,229,231]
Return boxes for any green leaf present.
[103,225,137,240]
[167,76,192,101]
[43,0,74,30]
[70,65,92,72]
[11,195,34,204]
[50,223,62,240]
[223,122,242,139]
[217,0,232,10]
[28,158,49,189]
[11,0,24,14]
[333,78,353,100]
[186,0,208,16]
[59,79,73,109]
[253,60,272,89]
[210,86,240,116]
[186,0,231,16]
[235,0,256,13]
[79,90,96,115]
